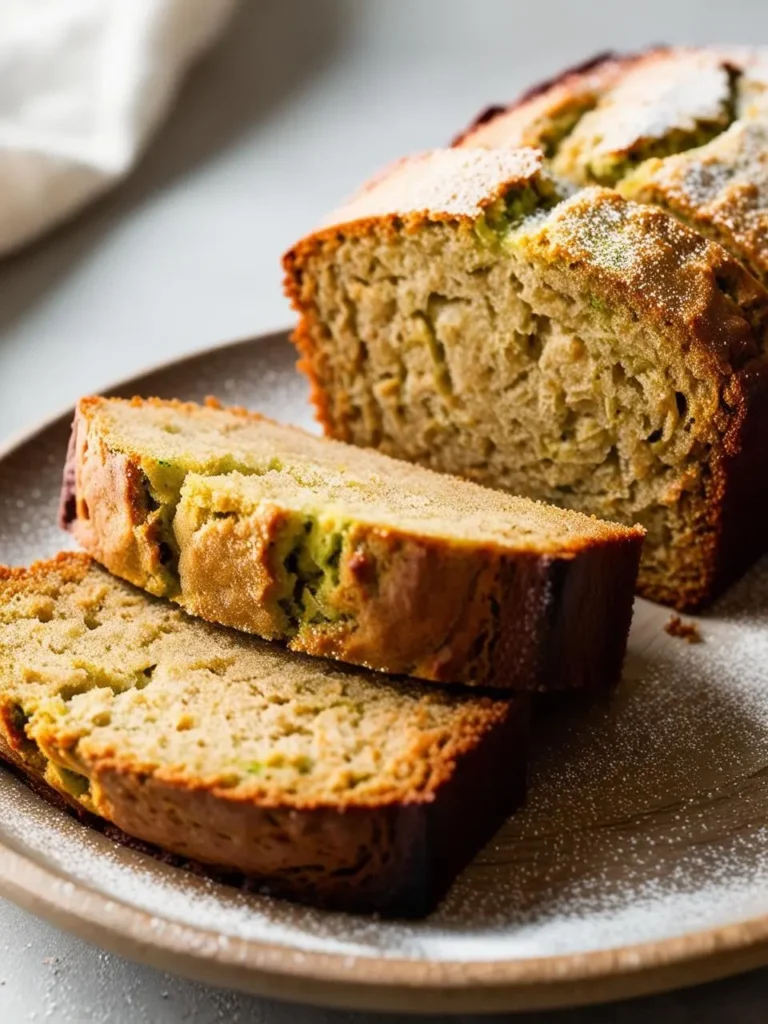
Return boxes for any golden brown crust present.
[618,119,768,288]
[456,47,737,168]
[453,50,633,152]
[456,45,768,290]
[327,147,545,223]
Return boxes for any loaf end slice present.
[0,553,529,917]
[283,147,768,610]
[61,394,643,692]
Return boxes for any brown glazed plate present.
[3,331,768,1014]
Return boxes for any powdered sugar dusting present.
[529,187,737,346]
[4,333,768,970]
[623,119,768,283]
[316,148,544,230]
[558,50,733,170]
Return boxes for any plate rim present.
[2,329,768,1014]
[4,817,768,1014]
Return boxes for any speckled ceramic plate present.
[3,331,768,1014]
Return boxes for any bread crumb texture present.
[0,554,516,813]
[285,46,768,610]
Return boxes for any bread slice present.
[0,553,528,917]
[458,46,768,288]
[283,147,768,610]
[60,395,642,692]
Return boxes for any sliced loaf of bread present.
[60,395,643,692]
[283,146,768,610]
[0,553,528,917]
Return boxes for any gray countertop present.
[2,1,768,1019]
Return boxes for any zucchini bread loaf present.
[283,145,768,610]
[458,47,768,288]
[60,396,642,692]
[0,553,528,917]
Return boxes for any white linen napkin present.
[0,0,236,256]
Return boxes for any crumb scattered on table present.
[664,615,703,643]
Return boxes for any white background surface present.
[3,1,768,1019]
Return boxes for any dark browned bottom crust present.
[0,700,529,919]
[531,535,641,692]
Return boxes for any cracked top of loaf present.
[458,47,751,158]
[286,147,768,382]
[454,45,768,284]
